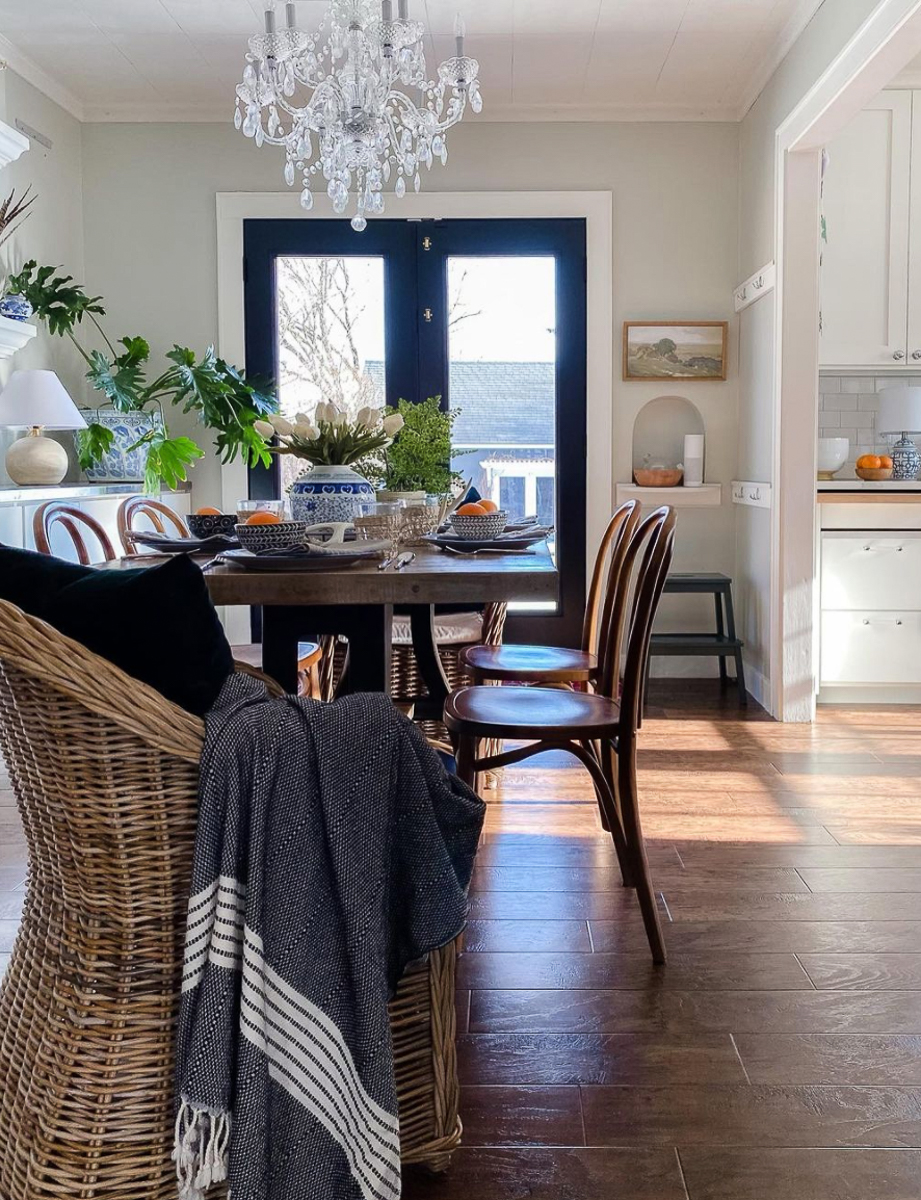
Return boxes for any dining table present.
[111,543,559,719]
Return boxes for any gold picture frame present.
[623,321,728,381]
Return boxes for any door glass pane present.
[275,256,386,491]
[448,256,557,609]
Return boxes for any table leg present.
[408,604,452,721]
[337,604,393,694]
[261,604,393,696]
[262,606,302,694]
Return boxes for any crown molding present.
[0,35,84,121]
[734,0,825,120]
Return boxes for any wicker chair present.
[0,600,461,1200]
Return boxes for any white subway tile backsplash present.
[833,393,858,410]
[820,376,841,393]
[819,410,840,427]
[842,377,864,393]
[853,411,875,428]
[857,394,880,411]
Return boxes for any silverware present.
[377,554,396,571]
[441,544,535,557]
[394,551,416,570]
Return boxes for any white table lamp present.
[0,370,87,486]
[878,386,921,481]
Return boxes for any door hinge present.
[423,307,433,323]
[422,236,432,251]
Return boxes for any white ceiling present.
[0,0,824,124]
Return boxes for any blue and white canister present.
[289,464,375,523]
[78,409,162,483]
[0,293,33,322]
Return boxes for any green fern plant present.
[380,397,461,493]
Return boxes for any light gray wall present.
[733,0,882,701]
[0,71,86,484]
[80,118,741,668]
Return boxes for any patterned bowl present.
[448,510,509,540]
[234,520,311,554]
[187,512,239,540]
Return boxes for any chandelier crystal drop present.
[235,0,482,231]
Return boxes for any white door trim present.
[215,189,614,564]
[771,0,921,721]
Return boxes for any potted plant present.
[256,402,403,523]
[7,260,276,492]
[377,396,460,501]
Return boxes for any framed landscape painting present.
[623,321,728,381]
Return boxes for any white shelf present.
[0,120,29,170]
[615,483,722,508]
[0,314,37,359]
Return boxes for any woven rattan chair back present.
[118,496,190,555]
[32,501,117,564]
[0,600,460,1200]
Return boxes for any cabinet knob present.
[913,351,921,361]
[894,350,906,360]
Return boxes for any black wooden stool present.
[647,572,747,704]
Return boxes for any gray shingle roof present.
[366,361,554,447]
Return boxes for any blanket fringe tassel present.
[173,1098,231,1199]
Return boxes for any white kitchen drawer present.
[821,610,921,684]
[821,530,921,610]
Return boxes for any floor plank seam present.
[793,952,819,990]
[674,1147,692,1200]
[728,1033,752,1085]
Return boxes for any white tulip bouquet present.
[255,402,404,468]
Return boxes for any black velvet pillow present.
[0,547,234,716]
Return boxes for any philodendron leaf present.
[143,432,204,494]
[6,260,105,337]
[74,422,115,471]
[86,350,145,415]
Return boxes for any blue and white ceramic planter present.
[78,409,162,483]
[0,293,33,322]
[289,464,374,523]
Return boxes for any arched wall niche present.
[631,394,705,471]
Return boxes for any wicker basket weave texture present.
[0,599,460,1200]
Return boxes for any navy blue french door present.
[243,216,587,646]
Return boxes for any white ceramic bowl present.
[817,437,849,478]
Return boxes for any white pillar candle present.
[683,433,705,487]
[454,13,465,56]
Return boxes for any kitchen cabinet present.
[818,499,921,700]
[820,91,912,368]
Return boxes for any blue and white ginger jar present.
[289,464,374,523]
[0,293,33,322]
[78,409,162,483]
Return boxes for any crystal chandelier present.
[235,0,482,231]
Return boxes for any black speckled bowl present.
[187,512,239,540]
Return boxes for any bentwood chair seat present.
[458,500,640,687]
[445,684,618,741]
[459,642,598,684]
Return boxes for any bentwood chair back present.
[0,599,462,1200]
[582,498,642,657]
[32,502,116,564]
[118,496,190,555]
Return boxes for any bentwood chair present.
[459,500,641,688]
[445,506,677,963]
[117,496,190,554]
[0,599,462,1199]
[33,502,116,563]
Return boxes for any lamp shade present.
[0,370,87,430]
[878,386,921,434]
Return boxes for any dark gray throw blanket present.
[174,672,485,1200]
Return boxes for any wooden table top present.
[110,544,559,607]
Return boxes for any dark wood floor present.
[3,682,921,1197]
[404,682,921,1200]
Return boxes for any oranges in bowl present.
[855,453,894,481]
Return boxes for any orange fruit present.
[857,454,881,469]
[196,505,222,516]
[478,499,499,513]
[457,502,487,516]
[245,511,282,525]
[879,455,893,468]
